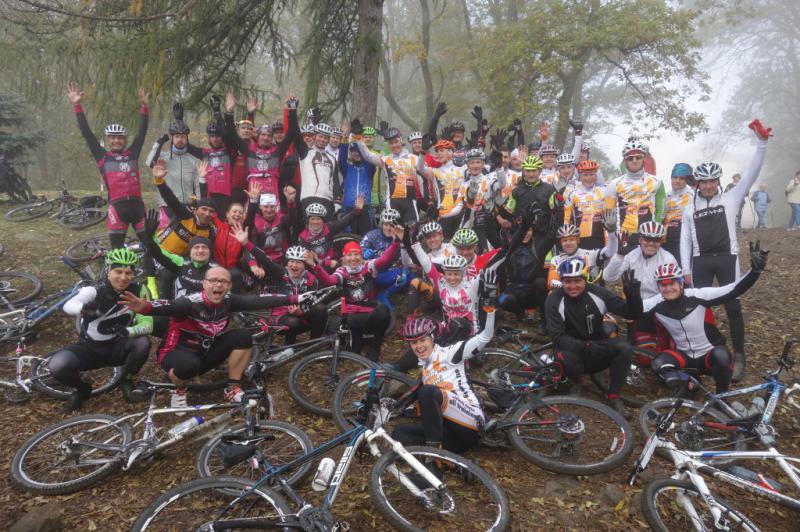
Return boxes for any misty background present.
[0,0,796,228]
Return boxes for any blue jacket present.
[360,228,393,260]
[750,190,771,211]
[339,143,376,209]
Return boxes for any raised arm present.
[67,82,105,161]
[63,286,98,316]
[454,309,495,362]
[285,97,308,159]
[728,122,770,206]
[128,88,150,157]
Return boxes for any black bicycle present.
[5,178,106,229]
[0,155,33,203]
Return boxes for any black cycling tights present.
[277,304,327,344]
[347,304,391,362]
[161,328,252,381]
[49,337,151,389]
[392,385,479,454]
[691,254,745,354]
[651,347,732,393]
[556,338,633,397]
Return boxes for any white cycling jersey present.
[604,247,677,300]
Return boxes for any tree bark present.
[351,0,385,124]
[419,0,435,124]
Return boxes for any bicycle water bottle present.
[729,401,748,418]
[747,396,766,417]
[728,465,782,491]
[272,347,295,364]
[167,416,204,439]
[311,457,336,491]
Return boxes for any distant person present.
[724,173,745,229]
[750,183,771,228]
[785,171,800,231]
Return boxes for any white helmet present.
[104,123,128,136]
[419,221,442,235]
[305,203,327,218]
[639,221,666,239]
[379,208,401,224]
[407,131,424,142]
[285,246,306,261]
[556,153,575,166]
[315,123,333,136]
[331,127,343,137]
[442,254,468,271]
[693,162,723,181]
[622,139,647,157]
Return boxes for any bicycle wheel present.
[589,347,665,407]
[332,368,418,432]
[197,420,314,487]
[467,348,551,404]
[11,414,132,495]
[29,356,123,399]
[332,232,363,255]
[131,475,292,532]
[639,397,747,463]
[287,350,378,417]
[4,200,54,221]
[64,233,139,263]
[59,207,107,230]
[507,395,634,475]
[0,271,43,306]
[370,445,510,532]
[327,298,396,337]
[642,478,759,532]
[0,358,31,403]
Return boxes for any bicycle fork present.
[366,428,445,497]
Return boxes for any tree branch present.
[17,0,191,23]
[379,52,420,130]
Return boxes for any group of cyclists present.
[49,81,774,459]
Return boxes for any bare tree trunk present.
[352,0,385,124]
[380,54,421,130]
[554,68,583,148]
[419,0,435,123]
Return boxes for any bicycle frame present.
[0,354,42,393]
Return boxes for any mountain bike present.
[0,156,34,203]
[133,368,510,532]
[629,396,800,531]
[5,178,107,229]
[0,271,42,309]
[63,233,144,263]
[638,339,800,465]
[11,366,313,495]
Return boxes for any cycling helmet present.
[419,221,442,235]
[285,246,306,262]
[450,121,466,132]
[407,131,424,142]
[256,124,273,135]
[434,139,455,151]
[451,228,479,248]
[576,159,599,172]
[466,148,485,161]
[622,139,647,157]
[538,143,560,156]
[331,127,343,137]
[272,120,284,131]
[305,203,327,218]
[300,124,315,135]
[384,127,401,140]
[556,153,575,166]
[169,120,190,135]
[654,263,683,282]
[556,224,580,239]
[236,119,254,128]
[452,151,466,166]
[638,221,666,239]
[557,257,587,279]
[442,254,469,271]
[693,162,722,181]
[362,126,377,136]
[379,208,401,224]
[402,317,438,341]
[315,123,333,136]
[671,163,693,178]
[105,247,138,268]
[104,123,128,136]
[206,122,220,135]
[521,155,544,170]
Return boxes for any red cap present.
[342,242,362,255]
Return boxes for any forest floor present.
[1,193,799,531]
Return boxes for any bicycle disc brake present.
[552,414,584,455]
[420,487,456,514]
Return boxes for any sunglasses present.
[625,155,645,162]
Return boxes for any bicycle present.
[63,232,144,263]
[5,178,107,229]
[10,362,314,496]
[0,155,34,203]
[638,339,800,464]
[132,368,511,531]
[0,271,42,309]
[629,394,800,531]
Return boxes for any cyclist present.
[564,159,607,250]
[680,119,771,381]
[360,208,415,309]
[499,225,549,328]
[120,266,307,407]
[252,191,298,264]
[67,82,149,248]
[547,219,618,290]
[545,258,643,416]
[53,248,153,412]
[646,242,768,394]
[550,152,576,194]
[192,118,235,214]
[463,148,503,252]
[296,198,364,270]
[392,279,498,456]
[416,139,466,238]
[381,127,425,223]
[450,227,498,280]
[327,126,343,157]
[307,226,403,362]
[338,120,380,234]
[662,163,694,263]
[605,139,665,255]
[537,143,560,182]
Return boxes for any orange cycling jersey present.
[564,184,606,248]
[434,163,466,217]
[382,151,421,200]
[605,173,665,235]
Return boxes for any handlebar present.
[60,256,95,282]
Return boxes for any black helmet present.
[169,120,190,135]
[384,127,401,141]
[450,121,466,132]
[206,122,220,135]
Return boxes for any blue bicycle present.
[133,369,511,531]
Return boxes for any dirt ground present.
[1,201,799,531]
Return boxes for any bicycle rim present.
[59,207,107,229]
[30,357,123,399]
[589,347,663,407]
[332,368,418,432]
[0,271,43,306]
[4,200,54,221]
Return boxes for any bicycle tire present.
[332,368,418,432]
[4,200,54,221]
[29,356,123,399]
[287,350,378,417]
[332,232,363,255]
[369,445,510,532]
[197,420,314,487]
[589,346,663,407]
[130,475,292,532]
[11,413,132,495]
[0,271,43,306]
[63,233,138,263]
[638,397,747,464]
[59,207,107,230]
[642,478,759,532]
[507,395,634,475]
[326,298,397,337]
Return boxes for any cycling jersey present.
[420,310,495,429]
[464,171,501,214]
[247,244,320,320]
[145,237,217,297]
[253,208,294,263]
[430,161,466,218]
[64,281,152,342]
[287,110,342,202]
[155,182,215,257]
[296,209,359,266]
[663,185,692,261]
[429,242,456,267]
[564,183,606,249]
[547,233,617,289]
[606,171,665,244]
[191,145,234,197]
[74,103,147,203]
[604,247,677,300]
[339,141,378,209]
[382,150,423,200]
